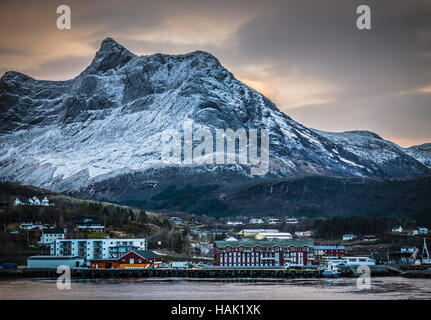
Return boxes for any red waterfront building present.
[213,240,314,267]
[90,250,161,269]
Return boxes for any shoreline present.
[3,266,430,279]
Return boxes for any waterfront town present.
[0,190,430,279]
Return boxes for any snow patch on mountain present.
[405,143,431,168]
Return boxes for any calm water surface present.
[0,277,430,300]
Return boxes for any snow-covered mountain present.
[0,37,430,198]
[405,143,431,169]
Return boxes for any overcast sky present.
[0,0,430,147]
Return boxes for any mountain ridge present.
[0,37,430,214]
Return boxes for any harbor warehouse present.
[27,256,84,269]
[90,250,161,269]
[213,240,313,267]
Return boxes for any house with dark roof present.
[38,228,66,247]
[74,216,105,232]
[90,249,161,269]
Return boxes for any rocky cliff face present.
[0,37,429,203]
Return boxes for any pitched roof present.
[43,228,65,234]
[215,240,313,248]
[133,250,161,259]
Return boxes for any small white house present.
[28,196,41,206]
[392,226,403,233]
[267,218,280,225]
[13,198,24,206]
[342,234,356,241]
[418,227,428,235]
[412,227,428,236]
[249,219,264,224]
[41,197,53,206]
[19,222,46,230]
[75,217,105,232]
[76,224,105,232]
[363,235,377,241]
[170,217,183,225]
[224,236,239,241]
[295,231,312,238]
[227,221,243,226]
[19,222,33,230]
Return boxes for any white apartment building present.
[38,229,65,246]
[50,238,147,260]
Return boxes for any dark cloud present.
[233,0,431,98]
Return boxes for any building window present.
[130,259,134,264]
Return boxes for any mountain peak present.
[99,37,128,53]
[187,50,219,60]
[1,36,430,194]
[83,37,136,75]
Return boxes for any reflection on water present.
[0,277,430,300]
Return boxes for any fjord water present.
[0,277,430,300]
